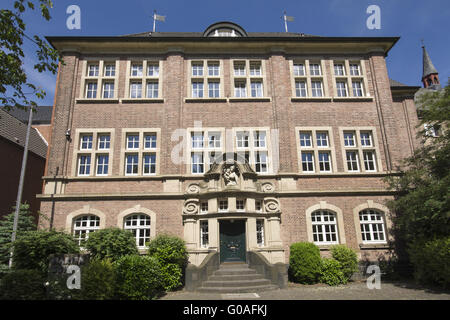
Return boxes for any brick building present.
[40,21,424,268]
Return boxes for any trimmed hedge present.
[289,242,322,284]
[319,258,347,286]
[114,255,164,300]
[408,237,450,288]
[84,228,138,262]
[330,245,358,281]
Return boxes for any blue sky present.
[7,0,450,105]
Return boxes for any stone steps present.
[197,262,279,293]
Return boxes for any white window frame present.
[359,209,387,244]
[311,210,339,245]
[73,215,100,246]
[124,214,151,248]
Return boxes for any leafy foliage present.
[330,245,358,281]
[408,237,450,288]
[79,258,116,300]
[0,0,60,110]
[84,227,138,262]
[288,242,322,284]
[11,230,79,273]
[319,258,347,286]
[147,234,188,291]
[114,255,164,300]
[0,269,46,300]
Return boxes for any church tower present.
[421,45,440,89]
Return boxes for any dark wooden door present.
[219,220,246,263]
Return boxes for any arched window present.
[124,214,151,248]
[73,215,100,245]
[359,209,386,244]
[311,210,338,245]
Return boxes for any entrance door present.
[219,220,246,263]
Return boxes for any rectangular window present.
[146,82,159,98]
[218,199,228,212]
[80,135,93,150]
[336,81,348,97]
[144,134,157,149]
[344,132,356,147]
[208,132,221,148]
[98,135,110,150]
[254,131,266,148]
[255,200,262,213]
[295,81,307,97]
[309,63,321,76]
[293,63,305,76]
[250,81,263,97]
[234,81,246,98]
[130,82,142,98]
[334,64,345,76]
[236,131,249,148]
[88,64,99,77]
[131,64,143,77]
[147,63,159,77]
[143,154,156,175]
[311,81,323,97]
[192,81,204,98]
[316,132,329,147]
[103,82,115,99]
[78,155,91,176]
[301,152,314,172]
[363,151,376,171]
[360,132,373,147]
[191,132,204,149]
[256,220,264,246]
[318,152,331,172]
[191,152,204,174]
[234,62,246,76]
[236,199,245,211]
[96,155,109,176]
[86,82,97,99]
[125,154,139,175]
[208,81,220,98]
[352,81,363,97]
[208,63,219,76]
[249,62,262,76]
[349,64,360,76]
[200,221,209,248]
[200,201,208,214]
[346,151,359,172]
[255,151,268,173]
[299,132,312,147]
[104,64,115,77]
[127,134,139,149]
[192,63,203,76]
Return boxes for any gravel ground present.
[160,280,450,300]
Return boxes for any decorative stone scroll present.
[183,199,199,215]
[261,182,275,193]
[264,197,280,213]
[186,183,201,194]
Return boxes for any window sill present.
[184,98,227,103]
[120,98,164,103]
[228,97,271,102]
[332,97,373,102]
[76,98,120,104]
[359,243,389,250]
[291,97,332,102]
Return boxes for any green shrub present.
[319,258,347,286]
[11,230,79,273]
[114,255,164,300]
[79,259,116,300]
[84,228,138,262]
[408,237,450,288]
[330,245,358,281]
[289,242,322,284]
[147,234,188,291]
[0,269,46,300]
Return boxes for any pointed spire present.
[422,45,438,79]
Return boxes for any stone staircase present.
[197,262,279,293]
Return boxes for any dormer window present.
[203,22,247,38]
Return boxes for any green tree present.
[385,81,450,278]
[0,203,36,272]
[1,0,60,110]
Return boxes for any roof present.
[422,46,438,79]
[0,108,48,158]
[2,106,53,125]
[122,31,318,38]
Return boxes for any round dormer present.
[203,21,248,37]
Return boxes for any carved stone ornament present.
[264,198,280,213]
[183,199,199,215]
[186,183,201,194]
[261,182,275,193]
[222,160,240,186]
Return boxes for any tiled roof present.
[2,106,53,124]
[389,79,410,87]
[0,108,48,158]
[422,46,438,79]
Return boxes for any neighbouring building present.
[0,107,49,220]
[40,21,429,271]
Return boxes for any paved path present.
[160,280,450,300]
